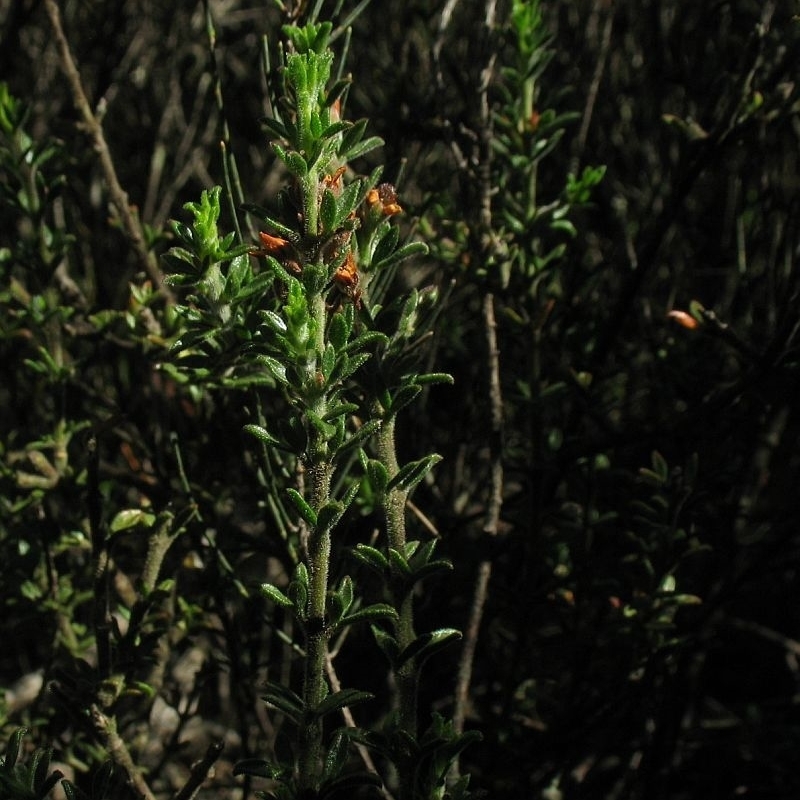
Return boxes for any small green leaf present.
[370,223,399,267]
[316,499,344,531]
[387,454,442,494]
[261,681,305,723]
[288,579,309,619]
[344,135,384,162]
[328,309,352,350]
[409,538,438,568]
[333,418,380,457]
[320,187,338,234]
[319,771,383,799]
[388,547,412,577]
[109,509,156,534]
[323,402,360,421]
[255,355,289,384]
[3,727,26,771]
[352,544,389,572]
[338,575,354,612]
[259,309,288,333]
[315,688,373,719]
[272,143,308,177]
[343,330,390,353]
[327,591,346,626]
[306,409,337,440]
[243,423,281,447]
[233,758,286,780]
[286,488,318,526]
[260,583,294,608]
[396,628,462,668]
[411,559,454,583]
[337,118,369,158]
[322,730,349,784]
[321,342,336,380]
[371,625,399,664]
[336,179,363,223]
[338,603,398,630]
[367,459,389,494]
[651,450,669,481]
[373,240,428,272]
[333,351,371,382]
[386,384,421,415]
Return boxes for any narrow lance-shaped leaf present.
[396,628,462,668]
[286,488,318,526]
[387,454,442,494]
[261,681,305,723]
[343,135,384,162]
[314,688,374,719]
[243,423,281,447]
[233,759,285,780]
[3,727,27,772]
[260,583,294,609]
[337,603,398,630]
[373,241,428,273]
[352,543,389,572]
[337,118,369,158]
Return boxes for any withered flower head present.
[331,251,362,308]
[366,183,402,216]
[256,231,291,255]
[253,232,301,274]
[667,310,700,330]
[324,166,346,194]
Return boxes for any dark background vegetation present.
[2,1,799,798]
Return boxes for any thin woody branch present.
[43,0,168,294]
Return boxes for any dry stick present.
[43,0,167,293]
[171,740,225,800]
[91,705,158,800]
[452,294,504,742]
[324,653,395,800]
[451,0,501,770]
[433,0,462,93]
[571,0,615,172]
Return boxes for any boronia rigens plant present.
[162,20,479,800]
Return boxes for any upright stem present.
[377,414,407,553]
[297,290,333,790]
[377,412,419,795]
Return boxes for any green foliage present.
[0,729,63,800]
[2,2,799,799]
[158,15,463,800]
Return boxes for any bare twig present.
[43,0,168,294]
[171,740,225,800]
[452,293,504,743]
[140,510,178,593]
[324,653,392,798]
[572,0,615,171]
[91,705,158,800]
[433,0,463,94]
[482,293,504,537]
[406,497,441,538]
[451,0,503,771]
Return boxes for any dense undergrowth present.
[2,2,799,799]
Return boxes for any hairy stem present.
[297,291,334,789]
[377,412,419,796]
